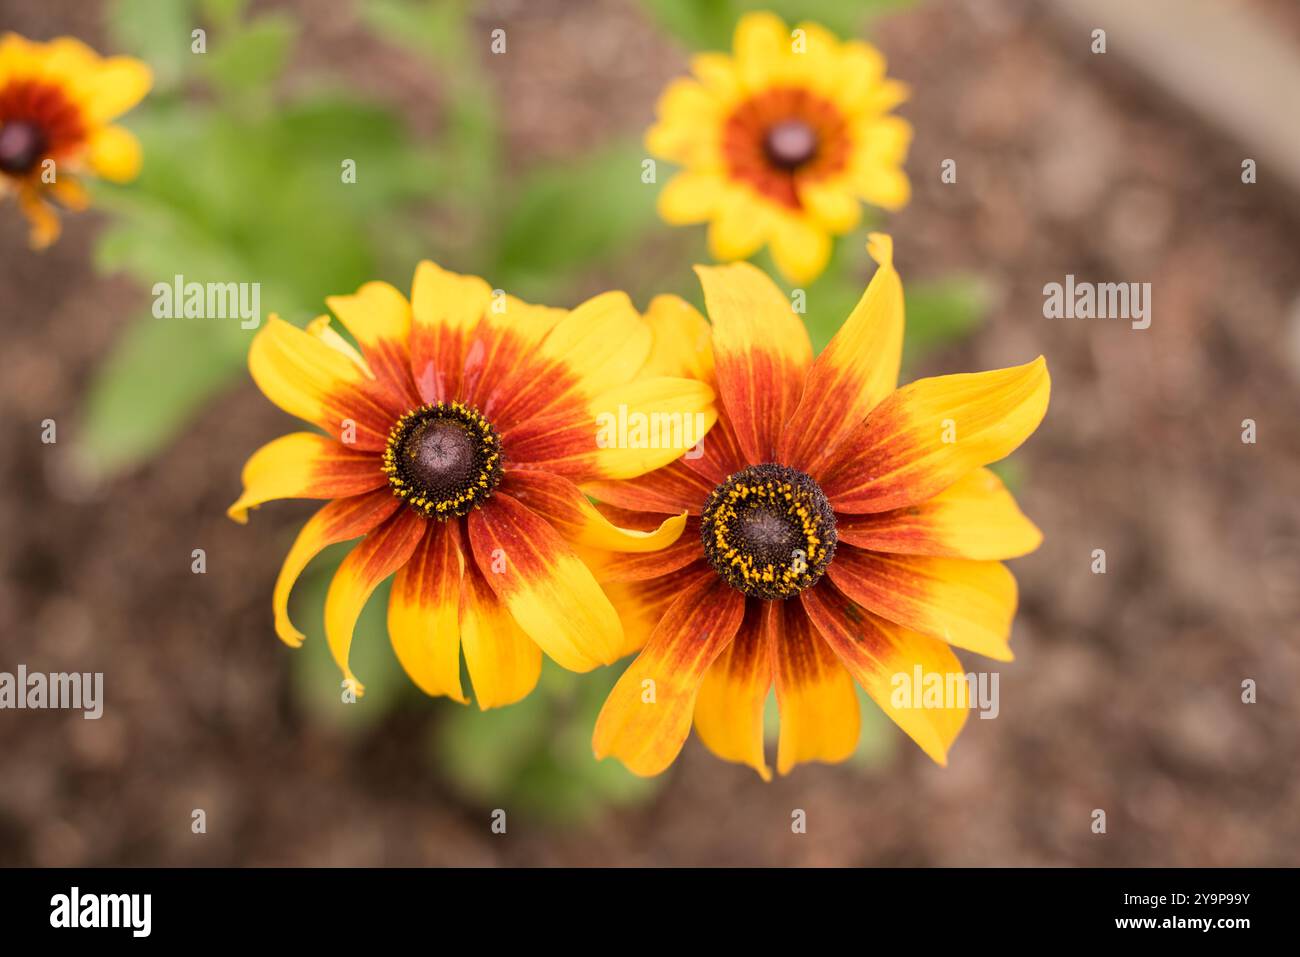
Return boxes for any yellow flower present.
[230,263,715,707]
[647,12,912,285]
[584,236,1049,778]
[0,33,151,248]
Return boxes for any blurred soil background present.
[1,0,1298,865]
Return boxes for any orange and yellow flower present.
[230,263,715,708]
[0,33,150,248]
[586,234,1049,778]
[648,12,912,284]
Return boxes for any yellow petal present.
[694,258,811,462]
[324,280,411,360]
[388,521,467,702]
[657,170,724,224]
[467,493,625,672]
[829,547,1019,661]
[694,608,772,780]
[459,562,543,709]
[803,582,969,765]
[733,11,792,91]
[820,357,1051,513]
[779,232,902,473]
[270,490,400,649]
[227,431,384,523]
[838,467,1043,560]
[505,469,687,553]
[593,570,746,776]
[533,290,652,400]
[768,214,832,284]
[84,55,152,122]
[768,600,860,774]
[324,509,426,695]
[797,178,862,234]
[640,294,715,382]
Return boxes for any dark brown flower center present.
[0,120,47,175]
[763,119,818,170]
[700,463,836,599]
[382,401,502,519]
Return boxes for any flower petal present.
[658,171,724,224]
[324,508,427,695]
[409,260,492,403]
[84,55,152,122]
[837,467,1042,560]
[641,294,714,382]
[819,357,1050,513]
[325,281,418,406]
[459,559,543,709]
[579,516,704,584]
[694,603,772,780]
[593,568,746,777]
[227,431,385,523]
[802,581,969,765]
[828,546,1018,661]
[387,520,466,702]
[601,565,707,660]
[584,460,715,515]
[768,598,860,774]
[779,233,903,474]
[768,214,832,284]
[87,124,142,182]
[695,260,812,462]
[680,405,748,484]
[503,468,686,554]
[271,489,401,649]
[502,377,716,482]
[467,492,624,672]
[248,316,400,451]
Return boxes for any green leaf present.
[200,13,297,99]
[107,0,200,89]
[493,142,660,297]
[902,275,992,365]
[638,0,917,51]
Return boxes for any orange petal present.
[694,603,772,780]
[694,261,812,462]
[600,564,708,660]
[271,489,401,649]
[678,405,749,485]
[324,508,427,695]
[593,568,746,777]
[409,260,492,403]
[767,599,860,775]
[503,468,686,553]
[460,298,566,414]
[802,581,969,765]
[584,460,715,515]
[828,546,1018,661]
[466,492,624,672]
[459,560,543,709]
[387,520,467,702]
[325,281,419,408]
[779,234,903,475]
[248,316,403,451]
[580,517,704,584]
[819,358,1050,513]
[227,432,385,523]
[836,467,1042,560]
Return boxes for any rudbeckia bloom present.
[648,12,911,284]
[0,33,150,248]
[587,235,1049,778]
[230,263,715,708]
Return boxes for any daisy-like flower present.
[586,235,1049,778]
[229,263,715,708]
[648,12,911,284]
[0,33,150,248]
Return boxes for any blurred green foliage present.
[84,0,992,819]
[639,0,915,50]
